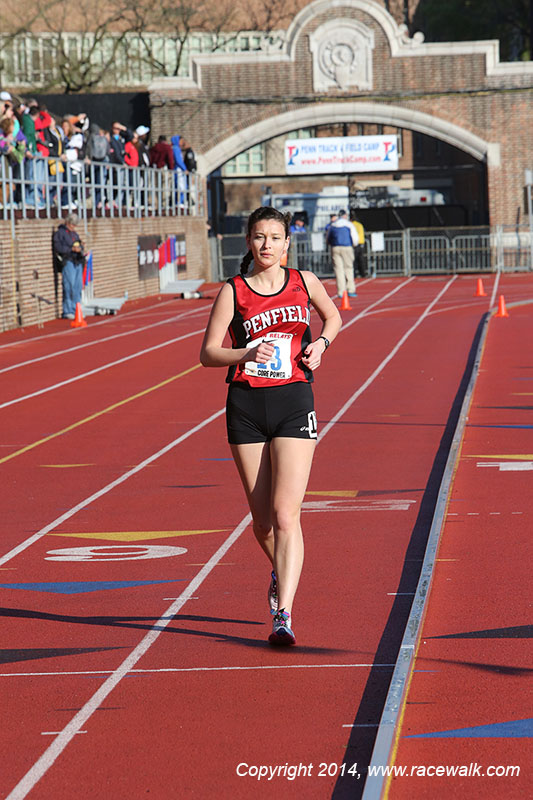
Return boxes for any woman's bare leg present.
[230,442,274,562]
[270,437,316,615]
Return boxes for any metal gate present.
[214,226,532,280]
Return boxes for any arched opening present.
[203,103,490,235]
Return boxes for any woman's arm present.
[300,271,342,371]
[199,282,276,368]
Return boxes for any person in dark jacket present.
[53,213,84,319]
[180,139,197,172]
[108,121,131,206]
[149,135,175,169]
[326,209,359,297]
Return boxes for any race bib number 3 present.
[245,332,293,380]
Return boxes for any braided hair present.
[239,206,291,275]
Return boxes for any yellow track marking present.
[40,464,95,468]
[47,530,227,541]
[0,363,201,466]
[465,453,533,460]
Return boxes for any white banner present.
[285,135,398,174]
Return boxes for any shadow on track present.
[0,607,352,654]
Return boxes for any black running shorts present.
[226,382,317,444]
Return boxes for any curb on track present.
[360,298,533,800]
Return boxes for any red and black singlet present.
[226,268,313,386]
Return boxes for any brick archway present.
[149,0,533,226]
[198,101,498,175]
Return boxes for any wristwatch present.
[318,335,330,350]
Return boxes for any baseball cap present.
[0,91,12,101]
[135,125,150,136]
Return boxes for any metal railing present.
[0,155,202,222]
[214,226,533,280]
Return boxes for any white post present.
[525,169,533,271]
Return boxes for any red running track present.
[0,274,531,799]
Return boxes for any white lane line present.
[477,461,533,471]
[0,278,411,407]
[489,271,501,309]
[4,512,251,800]
[339,277,415,332]
[0,407,225,568]
[0,306,208,375]
[0,328,205,410]
[0,663,396,678]
[0,296,180,351]
[319,276,457,442]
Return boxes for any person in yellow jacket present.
[351,213,368,278]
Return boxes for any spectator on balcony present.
[20,103,44,209]
[41,115,67,208]
[34,105,53,202]
[135,126,150,167]
[124,131,139,167]
[1,99,20,137]
[109,121,129,164]
[86,123,109,209]
[149,135,174,170]
[0,117,17,159]
[180,139,197,172]
[124,130,140,206]
[134,126,150,209]
[56,117,86,209]
[1,109,30,205]
[171,135,187,209]
[108,121,131,206]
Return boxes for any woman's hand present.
[246,340,276,364]
[301,339,326,371]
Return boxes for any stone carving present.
[309,19,375,92]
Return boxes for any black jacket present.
[53,224,82,259]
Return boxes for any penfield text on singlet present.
[243,305,311,337]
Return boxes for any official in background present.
[326,208,358,297]
[351,213,368,278]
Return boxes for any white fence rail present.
[0,156,202,220]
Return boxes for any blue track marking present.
[429,624,532,639]
[406,718,533,739]
[470,424,533,429]
[0,579,183,594]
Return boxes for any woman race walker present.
[200,207,341,645]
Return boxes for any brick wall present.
[0,214,210,331]
[149,1,533,229]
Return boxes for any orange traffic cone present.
[71,302,87,328]
[339,291,352,310]
[495,295,509,318]
[475,278,487,297]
